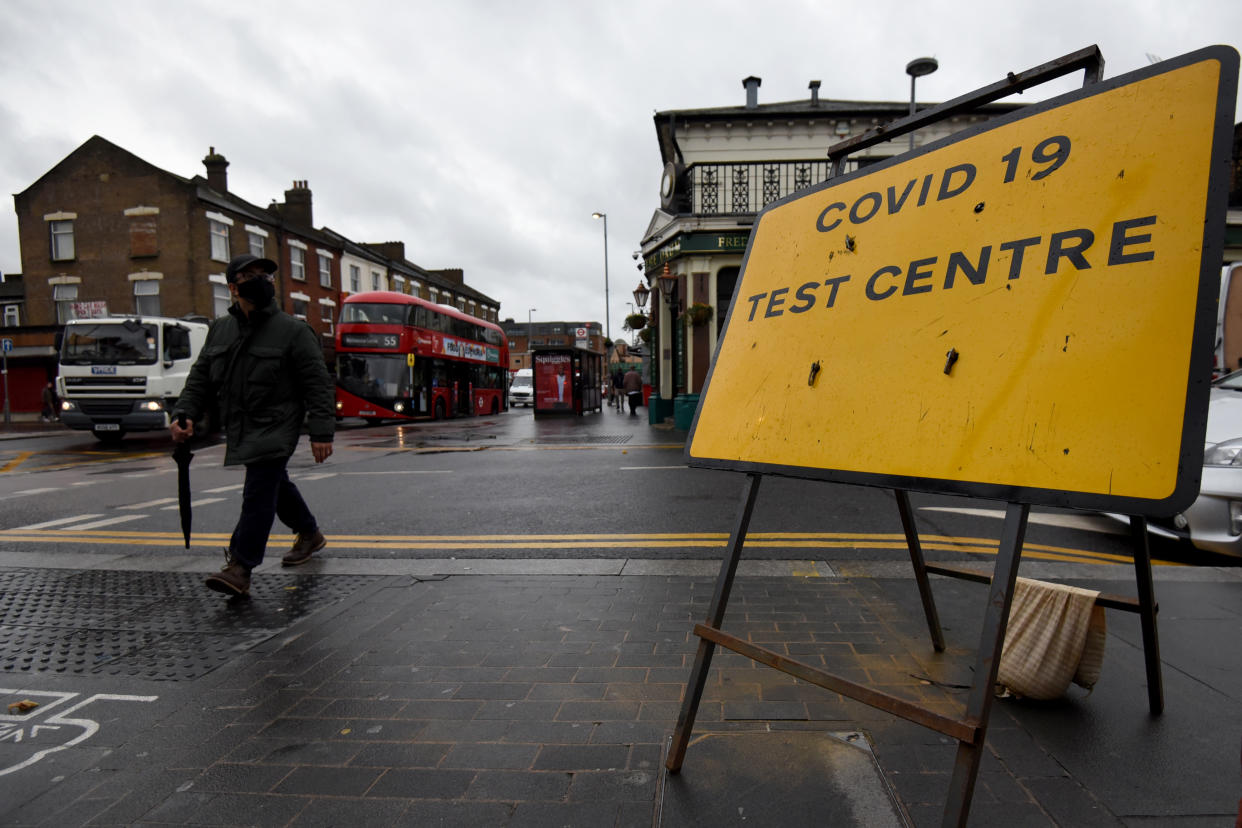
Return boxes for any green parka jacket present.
[174,299,335,466]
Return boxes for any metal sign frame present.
[667,45,1238,828]
[685,45,1239,518]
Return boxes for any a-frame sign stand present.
[665,480,1165,825]
[665,44,1237,826]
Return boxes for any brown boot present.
[205,552,251,596]
[281,529,326,567]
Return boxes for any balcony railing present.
[687,161,840,216]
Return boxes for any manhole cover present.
[0,568,378,681]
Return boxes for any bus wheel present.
[491,399,500,414]
[434,399,446,420]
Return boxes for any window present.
[209,219,230,261]
[429,287,439,304]
[133,280,160,316]
[50,220,75,261]
[290,247,306,281]
[248,231,266,258]
[212,283,231,318]
[411,280,422,298]
[349,265,361,293]
[54,284,78,323]
[128,216,157,257]
[319,302,334,332]
[370,270,382,291]
[3,305,18,326]
[292,297,308,319]
[163,324,192,361]
[318,252,332,287]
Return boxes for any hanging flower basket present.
[624,313,647,331]
[638,326,653,344]
[681,302,713,328]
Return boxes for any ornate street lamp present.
[632,279,650,310]
[658,263,679,314]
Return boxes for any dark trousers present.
[627,391,641,414]
[229,457,318,569]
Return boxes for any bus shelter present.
[532,346,603,416]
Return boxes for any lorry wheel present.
[92,428,125,442]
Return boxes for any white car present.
[1144,369,1242,557]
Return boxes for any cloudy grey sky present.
[2,0,1238,336]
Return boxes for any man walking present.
[171,253,335,597]
[622,367,643,416]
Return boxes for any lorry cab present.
[56,315,209,441]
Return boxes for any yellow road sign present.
[689,47,1239,515]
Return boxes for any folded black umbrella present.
[172,413,194,549]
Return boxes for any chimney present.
[203,147,229,193]
[369,241,406,262]
[809,80,821,106]
[742,76,762,109]
[283,180,313,227]
[430,268,464,286]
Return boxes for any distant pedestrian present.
[611,369,624,409]
[40,381,58,422]
[171,253,335,598]
[622,368,642,416]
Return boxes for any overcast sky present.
[2,0,1238,337]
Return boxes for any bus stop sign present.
[688,47,1238,515]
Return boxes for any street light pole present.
[592,212,610,343]
[906,56,939,151]
[527,308,536,369]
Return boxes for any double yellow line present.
[0,528,1156,565]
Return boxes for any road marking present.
[0,452,34,473]
[203,484,243,493]
[120,497,179,510]
[0,690,157,777]
[295,473,337,481]
[620,465,688,470]
[0,527,1161,566]
[6,487,61,499]
[918,506,1128,535]
[7,515,104,530]
[59,515,150,531]
[160,498,226,510]
[340,470,453,475]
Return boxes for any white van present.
[509,368,533,407]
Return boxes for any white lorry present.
[56,315,210,441]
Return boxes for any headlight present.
[61,400,77,412]
[1205,438,1242,466]
[335,400,343,411]
[394,402,406,413]
[140,400,164,412]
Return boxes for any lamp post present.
[591,212,610,343]
[905,56,939,151]
[527,307,536,370]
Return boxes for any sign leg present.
[942,501,1029,827]
[666,473,763,773]
[1128,515,1164,715]
[895,489,946,652]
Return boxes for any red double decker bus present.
[334,291,509,421]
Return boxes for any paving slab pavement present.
[0,553,1239,826]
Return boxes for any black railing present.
[688,161,838,216]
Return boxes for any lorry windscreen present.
[60,321,159,365]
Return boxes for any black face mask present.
[236,277,275,306]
